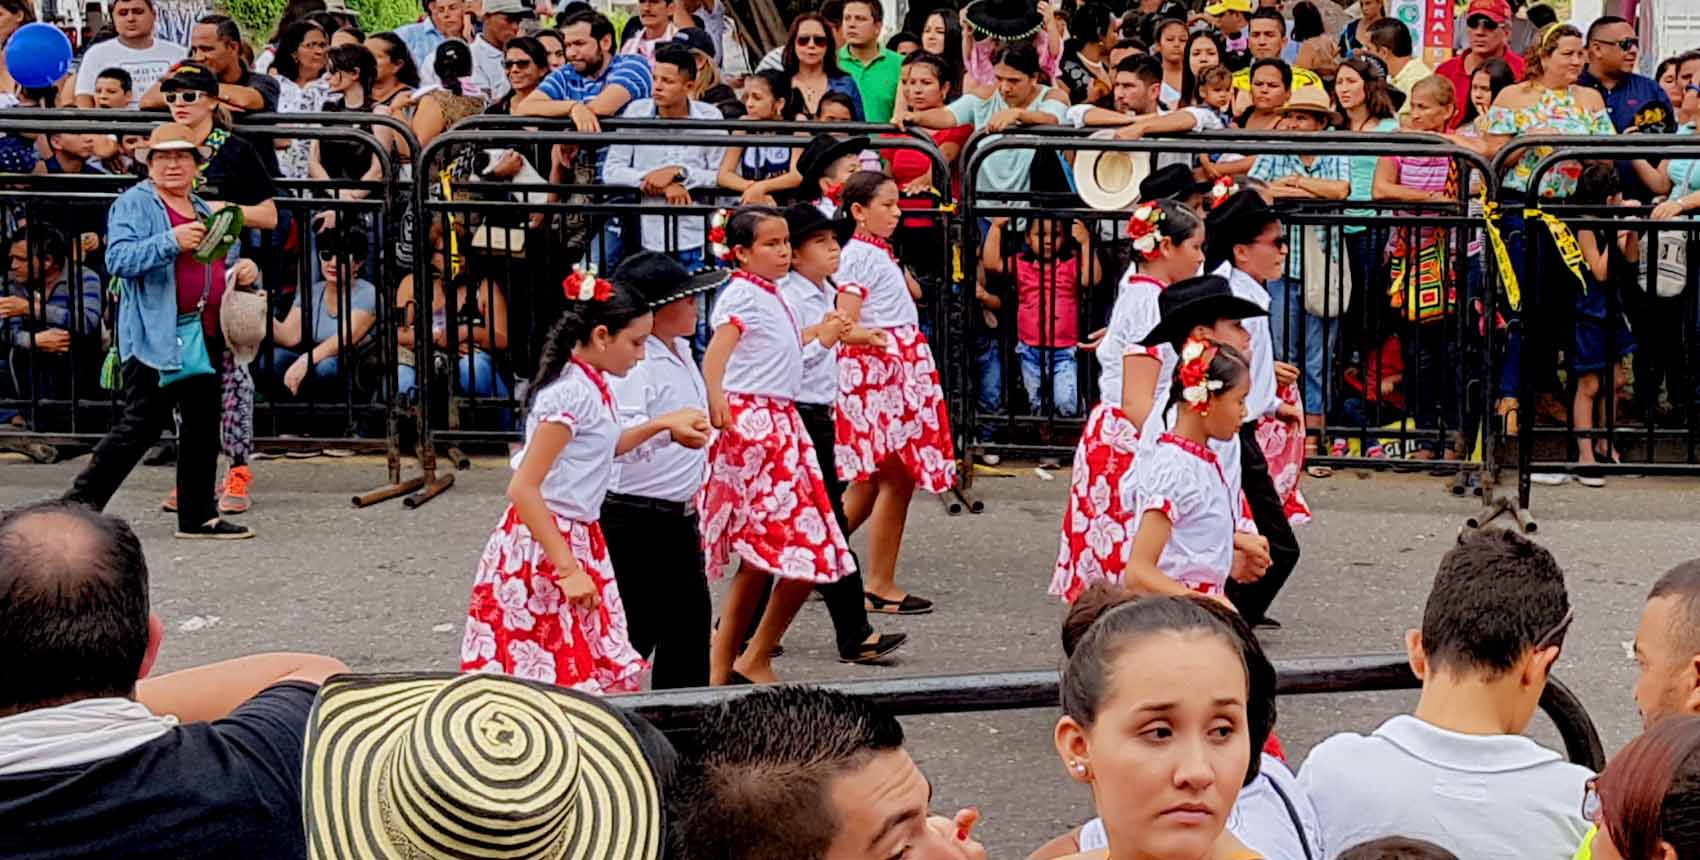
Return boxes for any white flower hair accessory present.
[1177,337,1223,414]
[562,264,613,303]
[707,208,733,263]
[1125,201,1165,261]
[1209,177,1239,210]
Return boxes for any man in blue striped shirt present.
[516,7,652,130]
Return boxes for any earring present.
[1070,761,1087,775]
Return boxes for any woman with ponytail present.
[411,39,485,148]
[834,170,957,616]
[461,273,698,691]
[700,206,856,685]
[1052,200,1206,603]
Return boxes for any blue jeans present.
[1267,276,1337,416]
[269,347,341,397]
[1017,343,1080,417]
[974,335,1003,442]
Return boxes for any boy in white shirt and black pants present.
[601,253,721,688]
[742,204,907,665]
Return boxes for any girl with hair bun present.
[461,273,694,691]
[834,170,957,616]
[700,206,856,685]
[1051,200,1205,603]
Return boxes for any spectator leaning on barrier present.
[1436,0,1525,128]
[395,0,469,89]
[0,229,105,420]
[603,48,724,267]
[838,0,902,123]
[517,8,652,131]
[74,0,187,108]
[0,501,349,859]
[471,0,533,102]
[1298,528,1591,859]
[141,15,279,114]
[900,42,1066,200]
[671,686,986,860]
[411,40,485,148]
[65,123,259,540]
[1578,15,1674,205]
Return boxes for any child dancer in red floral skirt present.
[1051,200,1206,603]
[462,272,699,693]
[701,206,856,685]
[834,170,956,615]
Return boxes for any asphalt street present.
[2,453,1695,855]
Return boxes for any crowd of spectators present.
[0,0,1697,486]
[7,494,1700,860]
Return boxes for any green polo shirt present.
[838,46,902,123]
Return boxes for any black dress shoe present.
[1251,616,1283,630]
[839,633,908,664]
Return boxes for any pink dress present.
[698,271,856,583]
[461,358,646,693]
[834,234,957,494]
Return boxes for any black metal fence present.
[5,110,1700,516]
[614,654,1606,770]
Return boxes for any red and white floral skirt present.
[1051,401,1143,602]
[835,324,956,494]
[1255,382,1313,526]
[698,392,854,583]
[461,507,646,694]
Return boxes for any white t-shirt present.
[711,271,803,400]
[779,272,840,406]
[1298,714,1593,860]
[1130,432,1239,595]
[608,335,709,504]
[836,235,917,330]
[75,38,188,108]
[1217,262,1279,422]
[518,360,621,522]
[1080,755,1323,860]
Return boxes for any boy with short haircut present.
[93,69,134,108]
[1298,528,1592,860]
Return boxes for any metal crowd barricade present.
[958,130,1500,494]
[614,654,1606,769]
[400,120,958,507]
[1489,135,1700,520]
[0,111,418,484]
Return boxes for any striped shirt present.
[536,54,653,106]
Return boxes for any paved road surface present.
[3,454,1694,854]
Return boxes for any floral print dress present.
[1486,86,1615,198]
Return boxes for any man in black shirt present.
[0,500,348,860]
[141,15,278,114]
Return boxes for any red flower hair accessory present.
[564,265,613,303]
[1178,337,1223,414]
[707,208,734,263]
[1208,177,1239,210]
[1125,201,1164,260]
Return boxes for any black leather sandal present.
[838,633,908,664]
[864,592,934,615]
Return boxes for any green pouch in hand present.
[194,205,244,264]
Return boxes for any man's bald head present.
[1635,561,1700,728]
[0,501,151,716]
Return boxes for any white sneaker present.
[1576,474,1606,488]
[1529,473,1572,486]
[980,453,1002,466]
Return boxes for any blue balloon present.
[6,23,74,89]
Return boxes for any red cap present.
[1466,0,1511,24]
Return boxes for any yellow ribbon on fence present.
[1480,197,1522,312]
[1524,208,1589,294]
[438,170,463,279]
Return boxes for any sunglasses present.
[796,34,829,46]
[1591,36,1639,51]
[1534,606,1575,651]
[1466,15,1501,30]
[162,90,205,105]
[502,58,534,69]
[318,249,354,263]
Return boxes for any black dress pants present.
[66,359,221,530]
[1224,421,1301,624]
[600,494,711,689]
[743,401,874,657]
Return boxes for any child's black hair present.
[1165,340,1250,416]
[525,279,650,410]
[840,170,895,214]
[725,205,787,251]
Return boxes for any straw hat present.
[219,282,267,366]
[1275,86,1341,126]
[301,672,668,860]
[137,122,210,162]
[1073,130,1150,212]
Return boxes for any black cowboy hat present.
[1140,163,1214,203]
[1205,188,1280,239]
[613,251,728,309]
[797,134,870,198]
[1139,274,1268,347]
[963,0,1045,41]
[783,203,855,248]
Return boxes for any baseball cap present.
[671,26,715,59]
[483,0,534,17]
[159,61,219,94]
[1205,0,1254,15]
[1465,0,1511,24]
